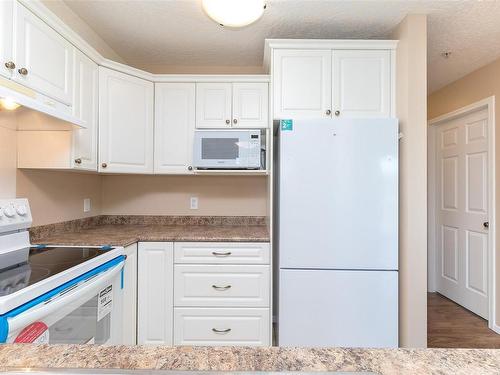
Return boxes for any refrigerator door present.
[278,269,398,347]
[278,118,398,270]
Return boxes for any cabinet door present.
[72,50,98,171]
[332,50,391,118]
[122,244,138,345]
[232,82,268,128]
[137,242,174,345]
[273,49,332,119]
[0,0,13,78]
[99,67,154,174]
[195,83,232,128]
[155,83,195,174]
[14,3,74,105]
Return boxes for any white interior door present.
[435,108,489,319]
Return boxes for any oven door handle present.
[1,257,124,342]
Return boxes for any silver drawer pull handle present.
[212,328,231,334]
[212,251,231,256]
[212,284,231,290]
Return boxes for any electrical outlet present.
[83,198,91,213]
[190,197,198,210]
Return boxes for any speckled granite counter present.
[29,216,269,247]
[0,345,499,375]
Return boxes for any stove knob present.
[4,206,15,218]
[16,205,27,216]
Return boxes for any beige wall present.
[428,56,500,327]
[16,169,102,226]
[0,113,17,199]
[391,14,428,348]
[40,0,125,63]
[101,175,267,216]
[131,64,265,75]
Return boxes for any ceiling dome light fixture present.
[202,0,266,28]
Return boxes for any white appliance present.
[0,199,125,344]
[193,129,262,169]
[276,118,399,348]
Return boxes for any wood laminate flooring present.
[428,292,500,348]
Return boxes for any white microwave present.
[193,130,263,169]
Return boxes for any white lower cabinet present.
[136,241,271,347]
[174,264,270,307]
[122,243,138,345]
[137,242,174,345]
[173,308,270,346]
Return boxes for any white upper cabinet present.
[232,82,269,128]
[273,49,332,119]
[14,3,74,105]
[72,50,98,171]
[0,0,14,79]
[196,82,269,128]
[155,83,196,174]
[99,67,154,174]
[271,45,395,120]
[332,50,391,118]
[196,82,232,128]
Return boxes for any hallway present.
[428,292,500,348]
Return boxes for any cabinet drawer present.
[174,242,270,264]
[174,308,270,346]
[174,264,270,307]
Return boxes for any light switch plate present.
[83,198,91,212]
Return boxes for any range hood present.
[0,80,86,130]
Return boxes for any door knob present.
[4,61,15,70]
[483,222,489,229]
[18,68,28,76]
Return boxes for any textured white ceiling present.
[62,0,500,93]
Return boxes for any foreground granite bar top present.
[30,215,269,247]
[0,345,499,375]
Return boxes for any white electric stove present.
[0,199,125,344]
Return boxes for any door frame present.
[428,96,498,333]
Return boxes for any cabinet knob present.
[335,110,340,116]
[233,119,238,125]
[484,221,489,229]
[101,163,107,168]
[74,158,82,164]
[225,119,230,124]
[187,166,193,171]
[18,68,28,76]
[325,109,332,116]
[4,61,15,70]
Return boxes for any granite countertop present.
[32,224,269,247]
[0,345,499,375]
[30,216,270,247]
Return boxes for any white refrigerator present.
[276,118,399,348]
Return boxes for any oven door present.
[1,257,124,345]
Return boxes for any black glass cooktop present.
[0,246,115,297]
